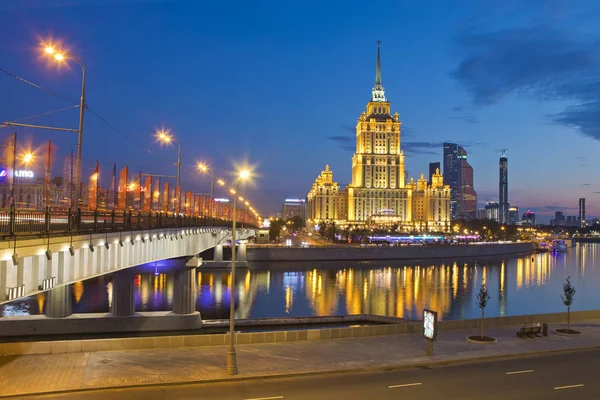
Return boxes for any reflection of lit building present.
[307,43,451,231]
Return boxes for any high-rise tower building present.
[499,151,509,224]
[579,198,586,227]
[443,143,476,219]
[309,42,451,232]
[443,143,460,218]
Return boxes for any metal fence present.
[0,207,256,237]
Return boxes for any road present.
[19,348,600,400]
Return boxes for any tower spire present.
[376,40,382,86]
[371,40,386,102]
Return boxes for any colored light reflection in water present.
[2,244,600,321]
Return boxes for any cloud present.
[452,25,600,141]
[594,191,600,194]
[327,135,354,152]
[583,183,591,185]
[535,205,579,212]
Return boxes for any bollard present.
[543,322,548,337]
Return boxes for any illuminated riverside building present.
[307,42,451,232]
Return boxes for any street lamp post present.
[44,47,86,209]
[198,164,215,218]
[226,169,250,376]
[155,130,181,189]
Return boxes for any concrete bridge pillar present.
[214,244,223,262]
[46,285,72,318]
[111,268,135,317]
[173,257,199,315]
[237,242,247,262]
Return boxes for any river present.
[1,243,598,321]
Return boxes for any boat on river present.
[551,239,568,252]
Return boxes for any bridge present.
[0,207,256,323]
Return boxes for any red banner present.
[117,166,128,210]
[163,181,170,212]
[194,195,200,216]
[45,139,52,207]
[185,191,191,215]
[134,171,142,210]
[175,186,181,213]
[88,161,99,210]
[153,178,161,211]
[143,176,152,212]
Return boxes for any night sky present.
[1,0,599,222]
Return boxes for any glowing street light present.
[197,163,215,218]
[21,152,34,165]
[42,43,86,209]
[155,129,181,189]
[227,168,251,376]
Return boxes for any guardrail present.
[0,206,257,237]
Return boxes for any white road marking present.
[505,369,534,375]
[554,384,584,390]
[242,397,284,400]
[388,382,422,389]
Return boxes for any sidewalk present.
[1,320,600,398]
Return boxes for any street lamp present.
[227,168,251,376]
[44,45,86,209]
[197,163,215,218]
[155,129,181,189]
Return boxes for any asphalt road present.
[19,348,600,400]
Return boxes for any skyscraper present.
[308,42,451,232]
[443,143,460,219]
[579,198,586,227]
[508,206,519,225]
[428,162,440,185]
[443,143,476,219]
[499,151,509,224]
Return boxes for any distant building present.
[477,208,487,220]
[508,206,519,225]
[443,143,477,219]
[499,151,509,224]
[485,202,500,222]
[551,211,565,226]
[281,198,306,223]
[428,162,440,185]
[522,210,535,226]
[579,198,586,227]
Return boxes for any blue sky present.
[1,0,599,222]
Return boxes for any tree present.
[286,216,304,232]
[476,283,491,339]
[561,276,576,332]
[318,220,328,238]
[269,219,285,241]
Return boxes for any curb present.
[3,344,600,399]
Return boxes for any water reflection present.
[2,244,600,321]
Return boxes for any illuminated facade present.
[309,42,450,231]
[306,165,347,223]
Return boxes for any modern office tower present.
[477,208,487,219]
[485,202,500,222]
[429,162,440,184]
[579,198,586,227]
[551,211,565,226]
[281,198,306,223]
[499,151,509,224]
[443,143,476,219]
[508,206,519,225]
[521,210,535,226]
[443,143,460,219]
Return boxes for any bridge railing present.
[0,206,257,237]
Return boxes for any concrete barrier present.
[246,242,536,262]
[1,310,597,356]
[0,311,201,337]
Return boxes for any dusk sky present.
[1,0,599,221]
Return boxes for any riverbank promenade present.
[1,318,600,398]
